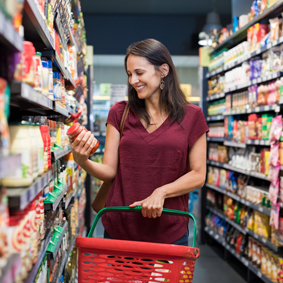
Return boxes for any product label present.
[8,149,32,179]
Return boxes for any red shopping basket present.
[76,206,200,283]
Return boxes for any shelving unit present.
[201,3,283,282]
[0,9,23,52]
[24,230,52,283]
[204,226,274,283]
[205,183,271,216]
[207,160,270,181]
[0,0,89,281]
[0,154,21,179]
[6,170,52,211]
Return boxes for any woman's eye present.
[137,72,143,76]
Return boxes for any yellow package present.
[266,250,272,279]
[271,254,278,282]
[261,247,268,274]
[265,151,270,176]
[277,256,283,280]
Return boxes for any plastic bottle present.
[35,123,44,175]
[2,122,33,187]
[41,61,49,96]
[67,123,99,155]
[47,60,53,100]
[33,52,43,92]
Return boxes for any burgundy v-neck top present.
[102,101,209,243]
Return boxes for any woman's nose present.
[129,74,138,85]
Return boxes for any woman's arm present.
[70,123,120,182]
[130,133,207,218]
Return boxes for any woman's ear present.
[160,63,169,77]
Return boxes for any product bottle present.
[33,52,43,92]
[41,61,49,96]
[47,60,53,100]
[2,122,33,186]
[67,123,99,155]
[35,123,44,175]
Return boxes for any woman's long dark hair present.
[124,39,188,126]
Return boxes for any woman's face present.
[126,54,162,100]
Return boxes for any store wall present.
[84,14,231,56]
[93,66,200,89]
[231,0,254,18]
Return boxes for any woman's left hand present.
[129,188,166,219]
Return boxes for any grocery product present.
[67,123,99,155]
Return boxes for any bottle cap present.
[36,52,42,56]
[67,123,81,136]
[42,61,48,68]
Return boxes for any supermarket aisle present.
[192,244,246,283]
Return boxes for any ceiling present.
[81,0,231,16]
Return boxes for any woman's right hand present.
[70,130,97,166]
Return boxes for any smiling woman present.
[70,38,209,245]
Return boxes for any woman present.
[71,39,208,245]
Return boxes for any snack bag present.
[268,164,280,182]
[270,203,280,229]
[269,143,279,166]
[269,115,282,143]
[268,179,279,205]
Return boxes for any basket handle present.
[88,206,198,248]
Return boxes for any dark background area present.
[81,0,233,55]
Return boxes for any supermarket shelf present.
[204,226,273,283]
[11,82,53,111]
[44,183,68,211]
[205,183,271,216]
[6,170,52,211]
[63,191,74,210]
[53,251,68,283]
[223,104,279,116]
[0,154,21,179]
[209,0,283,55]
[207,137,224,142]
[54,101,69,117]
[247,139,271,146]
[41,50,76,88]
[24,0,55,49]
[223,141,246,148]
[207,160,270,181]
[245,228,281,252]
[0,9,23,52]
[206,37,283,79]
[47,221,68,260]
[206,206,247,235]
[0,254,21,283]
[52,145,71,160]
[77,57,85,76]
[24,229,52,283]
[204,226,249,266]
[54,12,68,51]
[206,92,225,101]
[206,115,224,122]
[68,26,79,52]
[224,72,283,94]
[207,205,280,251]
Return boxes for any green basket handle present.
[88,206,198,249]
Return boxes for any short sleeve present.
[106,101,127,132]
[188,107,209,148]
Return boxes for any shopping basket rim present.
[76,237,200,259]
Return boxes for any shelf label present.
[215,234,219,240]
[258,206,263,212]
[262,238,267,244]
[256,49,261,55]
[257,271,262,278]
[254,233,259,239]
[255,140,259,145]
